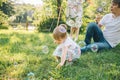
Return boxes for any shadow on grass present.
[0,38,9,46]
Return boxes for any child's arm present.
[56,46,68,68]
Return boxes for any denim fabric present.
[81,22,112,53]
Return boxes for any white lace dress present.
[53,37,81,60]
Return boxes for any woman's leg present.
[74,27,79,41]
[70,27,78,41]
[70,27,74,39]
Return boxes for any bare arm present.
[56,46,68,68]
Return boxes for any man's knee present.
[87,22,97,29]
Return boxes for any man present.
[81,0,120,53]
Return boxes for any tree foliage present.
[36,0,66,32]
[0,0,15,17]
[0,0,7,6]
[0,0,8,29]
[12,4,34,23]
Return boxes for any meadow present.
[0,30,120,80]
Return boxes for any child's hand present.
[56,63,63,69]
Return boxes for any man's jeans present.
[81,22,112,53]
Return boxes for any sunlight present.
[15,0,43,5]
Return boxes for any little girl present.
[53,24,81,68]
[66,0,83,41]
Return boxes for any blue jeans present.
[81,22,112,53]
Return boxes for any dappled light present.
[0,0,120,79]
[10,35,22,43]
[0,29,120,79]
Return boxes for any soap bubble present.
[96,7,103,12]
[14,61,18,71]
[14,62,18,67]
[66,19,75,27]
[42,45,49,54]
[27,72,35,80]
[91,44,98,52]
[102,2,106,7]
[49,77,53,80]
[78,41,86,47]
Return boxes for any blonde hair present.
[53,24,67,40]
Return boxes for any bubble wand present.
[57,6,62,27]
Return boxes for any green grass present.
[0,30,120,80]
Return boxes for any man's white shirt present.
[99,13,120,47]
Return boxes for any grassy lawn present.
[0,30,120,80]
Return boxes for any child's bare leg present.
[71,27,77,40]
[68,53,72,62]
[65,54,73,66]
[70,27,73,39]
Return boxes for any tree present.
[0,0,15,17]
[38,0,112,32]
[0,0,9,29]
[12,4,34,23]
[0,0,7,6]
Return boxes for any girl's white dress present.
[53,37,81,60]
[66,0,83,28]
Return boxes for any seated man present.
[81,0,120,53]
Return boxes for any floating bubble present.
[14,62,18,70]
[78,41,86,47]
[27,72,35,80]
[42,45,49,54]
[75,21,82,27]
[13,62,18,71]
[96,7,103,12]
[66,19,75,27]
[49,77,53,80]
[14,61,18,66]
[91,44,98,52]
[27,72,34,76]
[102,2,106,7]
